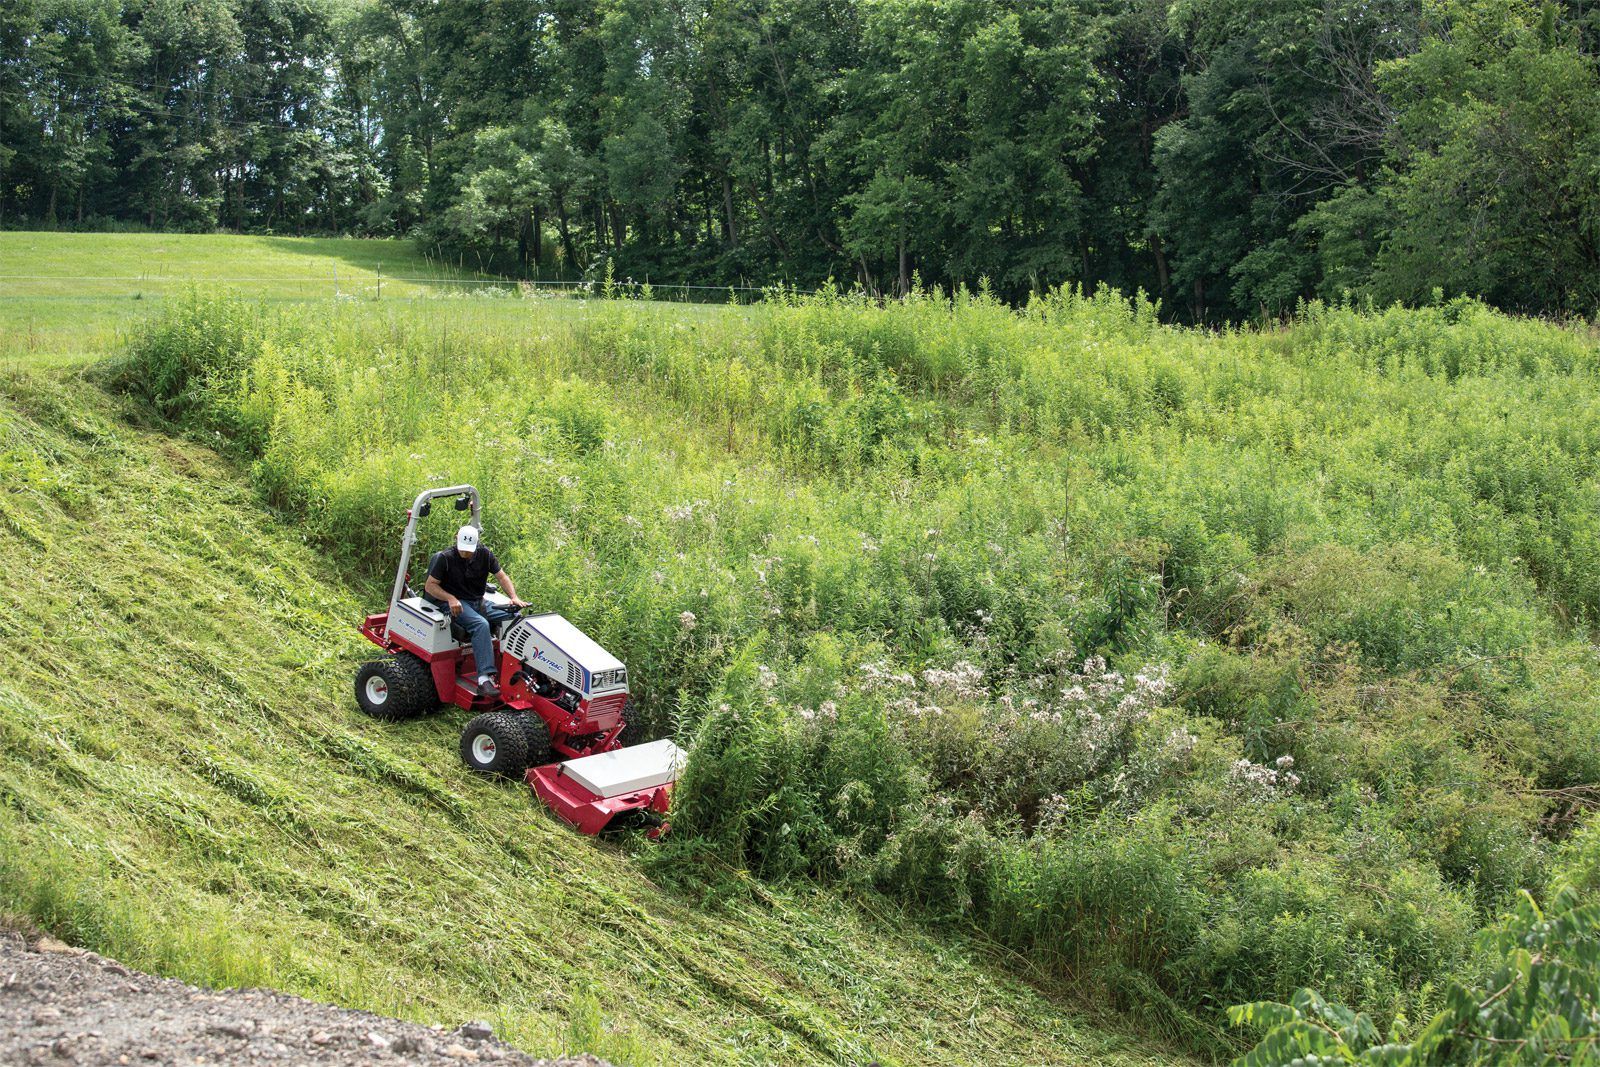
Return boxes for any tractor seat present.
[419,597,512,645]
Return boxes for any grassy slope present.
[1,231,488,297]
[0,365,1180,1067]
[0,231,726,370]
[0,232,491,368]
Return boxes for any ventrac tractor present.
[353,485,684,834]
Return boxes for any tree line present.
[5,0,1598,320]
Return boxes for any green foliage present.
[1230,825,1600,1066]
[7,0,1597,319]
[115,288,1600,1052]
[669,634,924,881]
[119,291,270,434]
[0,365,1178,1067]
[1368,9,1600,315]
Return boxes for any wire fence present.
[0,272,814,306]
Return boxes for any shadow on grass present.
[257,236,521,293]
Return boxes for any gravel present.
[0,927,610,1067]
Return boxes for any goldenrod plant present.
[105,282,1600,1055]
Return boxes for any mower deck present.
[529,739,685,835]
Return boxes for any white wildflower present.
[1165,726,1199,759]
[663,500,705,522]
[1229,757,1301,798]
[921,660,986,700]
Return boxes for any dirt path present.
[0,928,608,1067]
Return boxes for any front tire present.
[354,654,433,721]
[460,712,531,778]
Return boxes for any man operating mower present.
[423,524,527,697]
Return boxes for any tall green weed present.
[118,289,1600,1048]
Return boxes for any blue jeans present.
[430,597,515,679]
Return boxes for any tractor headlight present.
[593,668,627,690]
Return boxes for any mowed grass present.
[0,365,1182,1067]
[0,231,500,367]
[0,232,737,369]
[0,230,491,296]
[112,277,1600,1054]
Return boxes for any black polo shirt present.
[427,546,500,600]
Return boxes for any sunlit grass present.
[0,366,1182,1066]
[0,232,739,369]
[108,283,1600,1054]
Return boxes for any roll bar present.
[384,484,482,641]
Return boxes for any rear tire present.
[460,712,531,778]
[355,654,433,721]
[392,652,437,714]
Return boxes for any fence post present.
[334,265,340,299]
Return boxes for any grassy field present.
[1,230,494,296]
[0,365,1179,1066]
[0,234,1186,1065]
[0,231,737,369]
[0,232,504,367]
[6,231,1600,1065]
[110,273,1600,1053]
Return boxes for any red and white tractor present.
[353,484,683,834]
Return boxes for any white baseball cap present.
[456,524,480,552]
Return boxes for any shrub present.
[1229,818,1600,1066]
[120,289,1600,1050]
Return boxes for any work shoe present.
[477,676,501,698]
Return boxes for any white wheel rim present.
[366,677,389,703]
[471,734,497,764]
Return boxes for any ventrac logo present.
[524,644,563,672]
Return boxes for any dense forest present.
[4,0,1599,320]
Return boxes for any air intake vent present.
[567,662,583,691]
[502,620,534,661]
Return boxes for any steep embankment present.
[0,368,1178,1066]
